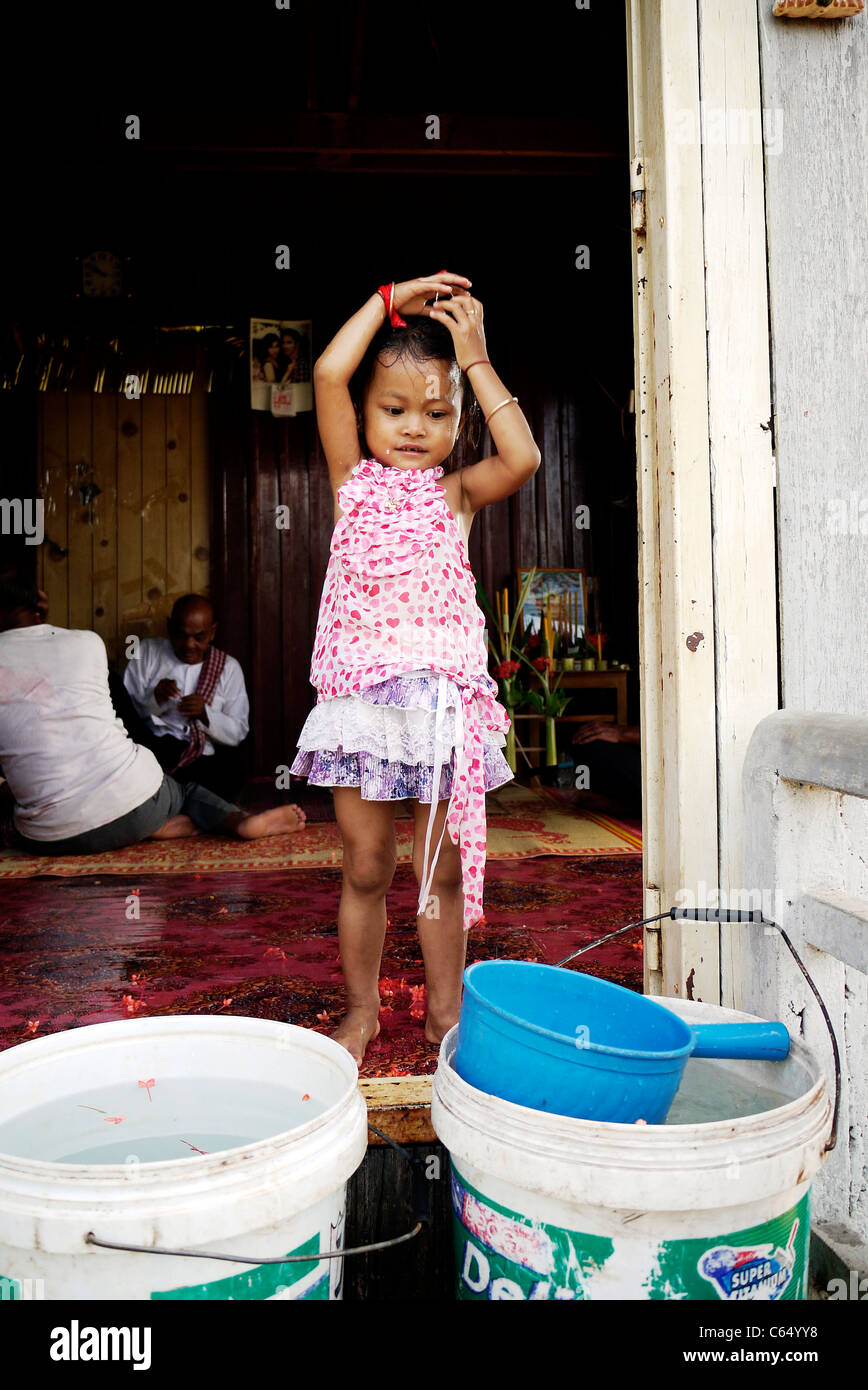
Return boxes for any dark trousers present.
[108,671,245,801]
[16,775,241,855]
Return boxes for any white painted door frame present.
[625,0,779,1003]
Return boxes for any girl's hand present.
[391,270,472,317]
[426,291,487,371]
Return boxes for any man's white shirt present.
[0,625,163,840]
[123,637,249,755]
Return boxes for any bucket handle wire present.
[85,1123,427,1265]
[555,906,841,1153]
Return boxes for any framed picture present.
[516,567,587,646]
[250,318,313,413]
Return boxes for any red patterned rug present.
[0,781,641,878]
[0,855,643,1078]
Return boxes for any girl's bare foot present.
[425,1005,460,1048]
[230,804,307,839]
[331,1007,380,1066]
[149,814,200,840]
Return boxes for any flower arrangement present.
[477,568,573,770]
[583,630,609,662]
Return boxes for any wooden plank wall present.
[37,392,210,668]
[758,5,868,716]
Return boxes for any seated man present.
[571,720,642,817]
[0,567,305,854]
[121,594,248,800]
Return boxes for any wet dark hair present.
[350,315,482,474]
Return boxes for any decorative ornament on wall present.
[773,0,863,17]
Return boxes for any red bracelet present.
[377,283,407,328]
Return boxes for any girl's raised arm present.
[314,293,385,490]
[427,292,541,510]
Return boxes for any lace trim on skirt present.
[289,669,513,800]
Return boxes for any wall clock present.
[79,250,126,298]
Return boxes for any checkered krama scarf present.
[169,644,227,773]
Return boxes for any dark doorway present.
[2,1,637,785]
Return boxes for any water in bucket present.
[664,1059,795,1125]
[0,1076,328,1165]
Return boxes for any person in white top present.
[0,563,306,853]
[121,595,249,799]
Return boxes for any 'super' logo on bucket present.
[697,1220,800,1301]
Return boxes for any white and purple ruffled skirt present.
[289,669,513,803]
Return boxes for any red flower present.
[532,656,552,672]
[493,660,521,679]
[526,632,541,649]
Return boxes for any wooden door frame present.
[625,0,779,1002]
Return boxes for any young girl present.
[290,270,541,1064]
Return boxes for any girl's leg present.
[331,787,399,1064]
[412,797,467,1046]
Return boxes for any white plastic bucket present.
[0,1016,368,1301]
[432,997,832,1301]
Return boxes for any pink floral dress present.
[290,456,513,931]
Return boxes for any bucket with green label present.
[432,998,831,1301]
[0,1017,368,1300]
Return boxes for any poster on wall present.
[250,318,313,415]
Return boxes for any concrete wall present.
[742,714,868,1243]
